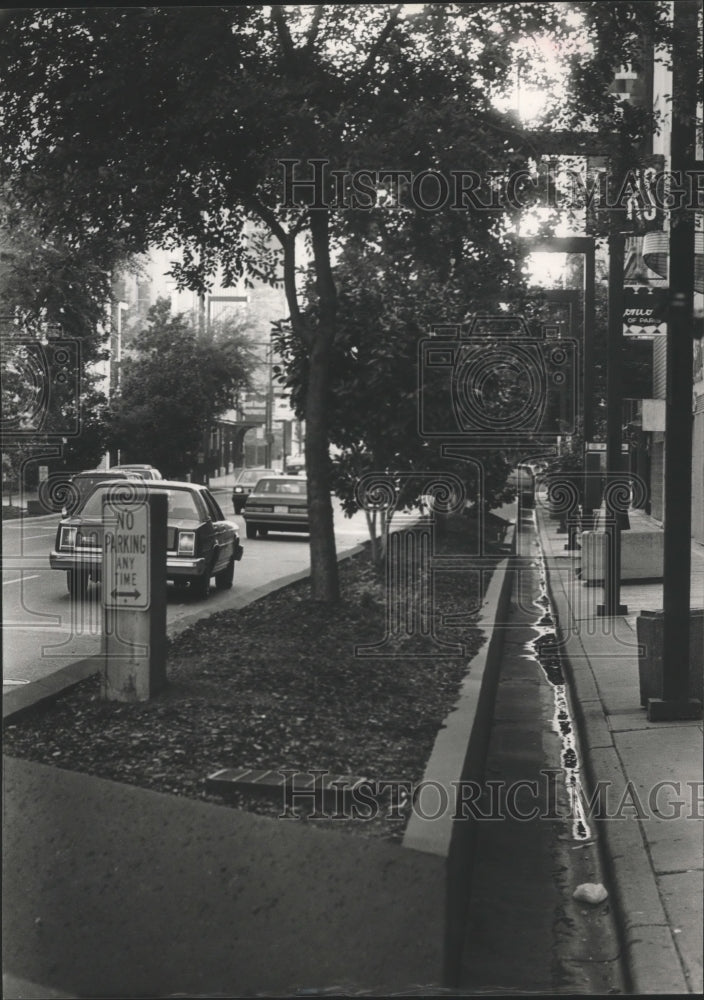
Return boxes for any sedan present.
[50,479,243,600]
[64,468,138,515]
[242,476,308,538]
[507,465,536,508]
[231,467,277,514]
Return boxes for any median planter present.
[636,609,704,706]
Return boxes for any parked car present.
[231,467,277,514]
[507,464,535,508]
[50,479,243,600]
[110,464,163,480]
[64,468,136,515]
[283,456,305,476]
[242,475,308,538]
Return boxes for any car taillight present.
[59,526,77,550]
[178,530,196,556]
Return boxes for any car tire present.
[245,523,257,539]
[67,569,89,599]
[215,554,235,590]
[257,527,268,537]
[190,567,212,600]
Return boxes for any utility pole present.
[598,231,628,616]
[265,335,274,468]
[648,0,701,720]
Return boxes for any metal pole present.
[649,0,700,720]
[265,337,274,468]
[582,244,597,531]
[598,232,627,616]
[583,244,596,444]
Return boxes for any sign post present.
[101,491,167,701]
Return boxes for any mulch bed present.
[4,513,507,841]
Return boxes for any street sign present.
[102,499,150,609]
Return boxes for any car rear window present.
[256,479,307,496]
[79,485,201,520]
[240,469,275,485]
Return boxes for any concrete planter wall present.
[636,609,704,706]
[581,529,664,583]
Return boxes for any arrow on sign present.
[111,588,142,600]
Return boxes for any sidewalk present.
[535,501,703,995]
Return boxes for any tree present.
[107,299,253,479]
[273,209,530,563]
[0,4,656,598]
[0,188,122,482]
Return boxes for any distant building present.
[110,227,303,479]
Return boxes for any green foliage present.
[107,299,253,478]
[0,4,664,594]
[1,186,122,479]
[273,224,528,536]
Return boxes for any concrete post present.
[102,492,167,701]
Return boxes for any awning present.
[642,229,704,294]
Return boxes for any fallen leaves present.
[4,517,504,841]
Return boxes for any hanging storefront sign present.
[623,284,669,337]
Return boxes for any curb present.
[3,656,102,722]
[399,521,518,988]
[534,506,689,995]
[2,973,76,999]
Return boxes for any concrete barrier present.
[581,529,664,583]
[401,521,517,987]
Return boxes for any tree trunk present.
[271,211,340,603]
[305,330,339,601]
[305,209,339,602]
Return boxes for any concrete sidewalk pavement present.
[534,501,703,994]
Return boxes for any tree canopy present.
[0,3,663,597]
[107,298,253,479]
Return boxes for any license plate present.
[274,505,288,514]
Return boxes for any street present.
[2,489,375,692]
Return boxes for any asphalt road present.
[1,489,374,692]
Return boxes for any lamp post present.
[597,231,628,617]
[648,0,701,721]
[264,335,274,468]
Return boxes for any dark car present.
[242,476,308,538]
[231,468,278,514]
[50,479,243,600]
[64,469,136,514]
[283,456,305,476]
[507,465,535,508]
